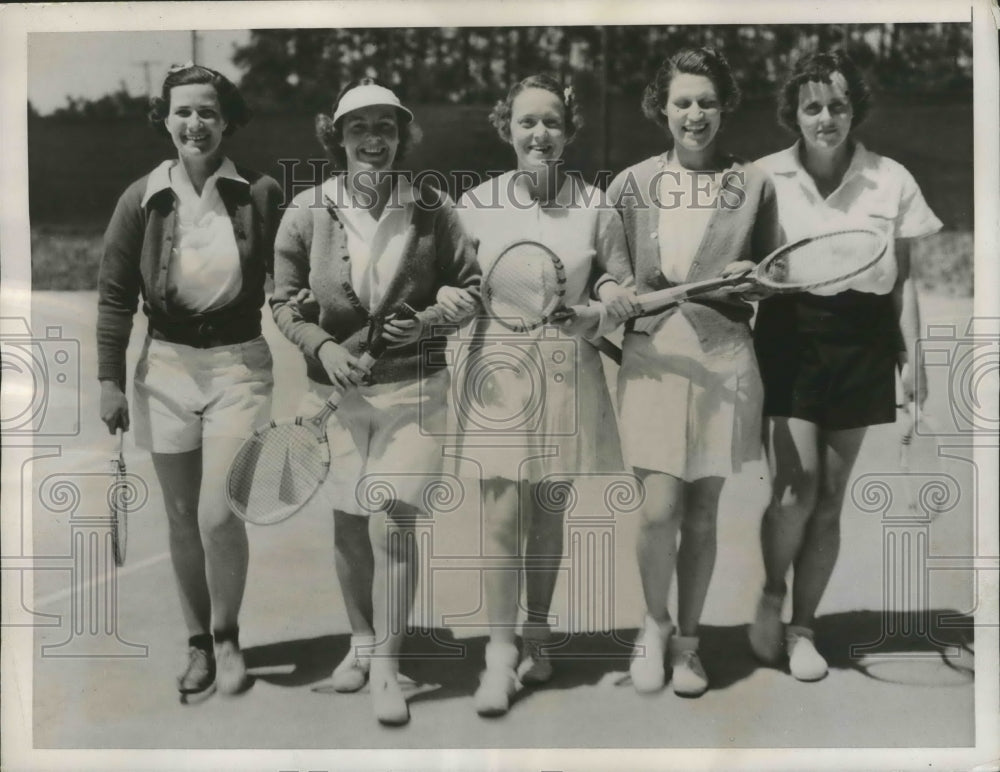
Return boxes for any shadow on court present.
[243,609,974,700]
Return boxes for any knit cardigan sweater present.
[605,154,781,350]
[97,163,284,388]
[271,181,481,385]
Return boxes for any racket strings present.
[763,230,884,288]
[227,424,328,524]
[486,245,562,326]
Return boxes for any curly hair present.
[148,64,250,138]
[488,74,584,144]
[641,47,741,128]
[315,77,421,169]
[777,50,872,134]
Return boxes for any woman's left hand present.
[714,260,768,300]
[552,305,602,339]
[382,314,425,348]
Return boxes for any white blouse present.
[162,158,245,312]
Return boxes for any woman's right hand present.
[99,380,130,434]
[317,340,370,390]
[436,286,478,323]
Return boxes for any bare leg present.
[790,427,867,627]
[333,510,376,637]
[151,448,209,637]
[368,508,419,724]
[634,468,685,623]
[676,476,724,637]
[481,478,522,646]
[197,436,250,636]
[759,417,822,598]
[368,510,418,660]
[475,477,524,715]
[523,479,567,629]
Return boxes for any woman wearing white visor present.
[271,79,480,725]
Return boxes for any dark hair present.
[642,47,740,126]
[777,50,872,134]
[488,74,583,144]
[148,64,250,137]
[641,47,741,129]
[315,77,421,169]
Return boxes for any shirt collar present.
[141,157,247,208]
[770,139,870,181]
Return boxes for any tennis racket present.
[481,238,624,365]
[225,305,416,525]
[481,239,571,333]
[631,227,888,317]
[109,428,128,567]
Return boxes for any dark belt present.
[147,315,261,349]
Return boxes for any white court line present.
[34,549,170,608]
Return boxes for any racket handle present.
[115,427,124,453]
[589,336,623,365]
[633,275,743,316]
[312,350,380,422]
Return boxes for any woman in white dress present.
[439,74,636,716]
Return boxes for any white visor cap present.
[332,84,414,125]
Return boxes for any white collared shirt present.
[142,158,245,312]
[322,176,416,309]
[756,141,942,295]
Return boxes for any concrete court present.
[15,290,979,752]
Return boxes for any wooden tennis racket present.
[631,227,888,317]
[109,428,128,567]
[225,304,416,525]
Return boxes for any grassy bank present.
[32,225,973,296]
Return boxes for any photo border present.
[2,2,997,770]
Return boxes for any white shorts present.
[300,369,450,517]
[132,336,273,453]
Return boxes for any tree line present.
[32,23,972,121]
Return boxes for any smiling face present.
[339,105,400,174]
[509,87,567,170]
[164,83,227,163]
[662,73,722,157]
[796,74,853,152]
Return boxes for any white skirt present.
[617,313,762,481]
[449,328,624,484]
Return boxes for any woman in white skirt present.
[441,74,636,716]
[271,79,480,725]
[608,48,781,697]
